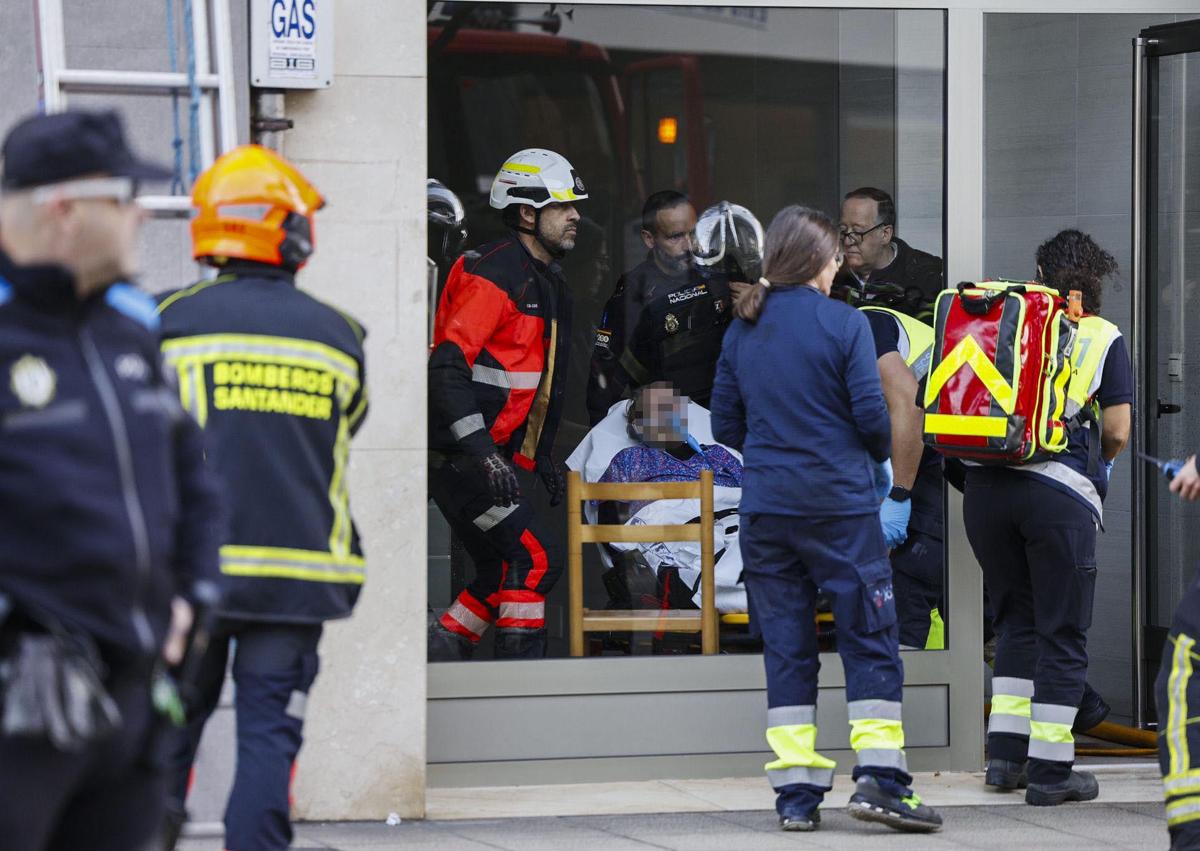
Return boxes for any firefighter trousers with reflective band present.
[0,666,165,851]
[741,512,908,811]
[168,620,323,851]
[1157,572,1200,849]
[964,469,1096,784]
[429,455,563,654]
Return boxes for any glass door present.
[1135,19,1200,725]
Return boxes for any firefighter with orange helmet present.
[157,145,368,850]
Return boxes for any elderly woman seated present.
[570,381,747,615]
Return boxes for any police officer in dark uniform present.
[587,192,738,423]
[835,187,943,322]
[158,145,368,851]
[0,110,222,851]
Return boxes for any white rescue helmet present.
[692,201,765,283]
[489,148,588,210]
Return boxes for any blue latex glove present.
[872,458,894,503]
[1105,459,1115,480]
[880,497,912,549]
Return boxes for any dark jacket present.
[587,258,732,423]
[429,234,572,468]
[0,251,221,665]
[835,237,944,321]
[157,265,368,623]
[711,285,891,517]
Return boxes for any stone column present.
[285,0,428,820]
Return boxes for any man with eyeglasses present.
[0,109,222,851]
[587,190,732,424]
[836,187,943,322]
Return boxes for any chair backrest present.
[566,469,717,655]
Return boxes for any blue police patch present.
[105,283,160,331]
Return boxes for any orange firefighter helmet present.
[191,144,325,269]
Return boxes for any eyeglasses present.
[839,222,887,245]
[30,176,140,207]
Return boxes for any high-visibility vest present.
[1066,315,1123,417]
[861,306,935,379]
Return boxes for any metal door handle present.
[1158,399,1182,417]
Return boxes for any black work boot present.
[985,758,1028,791]
[1025,770,1099,806]
[494,627,547,659]
[427,614,476,662]
[1072,683,1111,733]
[847,775,943,833]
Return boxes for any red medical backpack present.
[923,281,1077,464]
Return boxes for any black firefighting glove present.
[478,452,521,508]
[536,455,565,507]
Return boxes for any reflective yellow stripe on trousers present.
[848,699,906,770]
[989,677,1034,736]
[1028,703,1076,763]
[764,705,836,789]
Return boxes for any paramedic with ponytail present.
[965,229,1131,805]
[711,205,943,834]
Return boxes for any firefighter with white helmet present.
[427,148,585,661]
[157,144,369,849]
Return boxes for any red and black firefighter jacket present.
[429,233,572,470]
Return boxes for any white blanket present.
[565,401,748,613]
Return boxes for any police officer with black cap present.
[0,109,222,851]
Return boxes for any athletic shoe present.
[847,776,943,832]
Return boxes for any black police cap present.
[0,109,172,190]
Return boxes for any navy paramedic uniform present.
[0,252,222,851]
[428,233,570,657]
[863,307,945,649]
[157,264,368,851]
[711,285,914,816]
[587,257,731,423]
[964,316,1131,785]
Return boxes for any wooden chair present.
[566,469,718,656]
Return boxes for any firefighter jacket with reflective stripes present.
[0,250,222,665]
[586,257,732,424]
[429,234,572,468]
[157,265,369,623]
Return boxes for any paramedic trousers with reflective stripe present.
[1157,572,1200,849]
[964,469,1097,784]
[741,512,907,809]
[891,531,945,650]
[429,454,563,656]
[168,620,323,851]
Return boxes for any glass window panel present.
[427,4,947,662]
